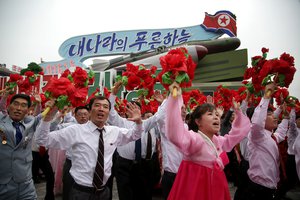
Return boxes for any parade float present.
[1,10,247,100]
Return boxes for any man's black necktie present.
[12,122,22,145]
[135,139,142,161]
[145,131,152,160]
[92,128,104,190]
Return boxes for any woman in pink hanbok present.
[165,83,251,200]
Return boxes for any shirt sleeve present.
[115,123,144,146]
[287,109,298,150]
[218,109,251,152]
[107,94,128,127]
[274,107,282,119]
[33,102,42,116]
[143,99,167,133]
[274,119,288,143]
[250,97,270,142]
[35,120,75,150]
[165,94,204,156]
[240,100,248,115]
[63,112,76,123]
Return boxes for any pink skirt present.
[168,160,231,200]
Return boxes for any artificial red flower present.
[103,87,111,98]
[243,48,297,97]
[233,86,247,103]
[213,85,238,112]
[158,47,197,91]
[117,63,157,98]
[87,88,101,104]
[126,75,141,90]
[115,97,127,115]
[43,77,74,98]
[72,67,89,88]
[61,69,72,79]
[273,87,289,105]
[69,87,88,107]
[39,93,47,109]
[8,74,23,82]
[24,71,35,77]
[88,70,95,85]
[88,77,95,85]
[18,78,31,94]
[5,74,23,92]
[139,98,160,115]
[160,48,187,73]
[182,89,207,112]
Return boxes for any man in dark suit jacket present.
[0,93,53,200]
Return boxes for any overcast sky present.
[1,0,299,97]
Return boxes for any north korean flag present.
[201,10,237,37]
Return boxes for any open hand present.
[264,82,277,98]
[232,98,240,110]
[153,90,164,103]
[126,102,142,124]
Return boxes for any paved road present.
[35,178,300,200]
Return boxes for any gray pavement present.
[35,179,237,200]
[35,178,300,200]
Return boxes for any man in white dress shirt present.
[109,82,184,200]
[108,89,158,200]
[35,96,144,200]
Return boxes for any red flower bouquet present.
[103,87,111,98]
[139,97,160,115]
[157,47,197,97]
[233,86,247,103]
[71,67,95,88]
[273,87,299,108]
[1,74,23,94]
[213,85,238,112]
[182,89,207,112]
[42,67,91,116]
[17,62,44,94]
[115,97,128,116]
[42,77,75,115]
[87,88,101,104]
[260,52,296,88]
[243,48,296,97]
[116,63,157,98]
[233,86,261,107]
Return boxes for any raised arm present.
[165,92,203,156]
[108,93,130,127]
[250,83,275,141]
[287,109,298,152]
[115,102,144,145]
[219,109,251,152]
[34,100,76,150]
[107,81,131,127]
[143,98,167,133]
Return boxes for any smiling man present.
[0,93,44,200]
[35,96,144,200]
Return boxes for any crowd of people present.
[0,80,299,200]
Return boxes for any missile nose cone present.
[195,45,208,60]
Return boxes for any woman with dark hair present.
[165,82,251,200]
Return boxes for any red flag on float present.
[201,10,237,37]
